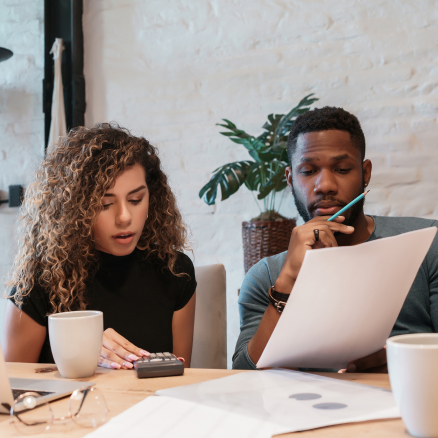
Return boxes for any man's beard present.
[292,183,365,227]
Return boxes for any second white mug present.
[387,333,438,438]
[48,310,103,379]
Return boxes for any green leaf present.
[261,113,283,136]
[217,119,275,162]
[227,137,255,148]
[199,161,254,205]
[257,149,278,162]
[219,132,239,137]
[244,162,263,192]
[216,119,253,140]
[248,149,263,163]
[257,163,288,199]
[217,119,237,130]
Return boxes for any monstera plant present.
[199,94,318,220]
[199,94,319,273]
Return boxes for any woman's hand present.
[99,328,150,370]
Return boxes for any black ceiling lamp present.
[0,47,13,62]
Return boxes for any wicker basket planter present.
[242,218,297,273]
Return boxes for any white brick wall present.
[1,1,438,366]
[83,0,438,367]
[0,1,44,341]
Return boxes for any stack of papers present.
[86,369,400,438]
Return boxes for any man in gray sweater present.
[233,106,438,372]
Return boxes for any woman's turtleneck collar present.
[98,248,137,266]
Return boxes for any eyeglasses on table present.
[7,387,108,434]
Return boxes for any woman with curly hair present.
[3,123,196,369]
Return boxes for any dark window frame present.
[43,0,85,149]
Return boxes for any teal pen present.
[327,190,370,222]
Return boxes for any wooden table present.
[0,363,407,437]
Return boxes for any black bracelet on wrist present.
[267,286,290,313]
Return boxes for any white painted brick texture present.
[0,1,44,340]
[1,1,438,366]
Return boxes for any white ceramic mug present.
[48,310,103,379]
[387,333,438,438]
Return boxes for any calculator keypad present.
[134,352,184,379]
[136,352,178,363]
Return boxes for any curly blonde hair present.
[8,123,190,313]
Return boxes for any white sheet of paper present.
[157,369,400,432]
[85,394,287,438]
[257,227,437,369]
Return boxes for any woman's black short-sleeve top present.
[11,249,197,364]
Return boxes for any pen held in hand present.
[327,190,370,222]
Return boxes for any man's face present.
[287,130,371,226]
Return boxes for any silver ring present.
[314,229,319,242]
[123,361,127,367]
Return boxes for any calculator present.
[133,352,184,378]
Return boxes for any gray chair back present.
[191,264,227,369]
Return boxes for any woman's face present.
[93,163,149,256]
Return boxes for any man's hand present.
[99,328,150,370]
[247,215,354,364]
[339,347,387,373]
[274,216,355,293]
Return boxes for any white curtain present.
[47,38,67,152]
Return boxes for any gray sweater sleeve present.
[426,221,438,332]
[232,253,286,369]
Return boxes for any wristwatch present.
[267,286,290,313]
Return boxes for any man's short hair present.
[287,106,366,164]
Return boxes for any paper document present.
[257,227,437,369]
[157,369,400,433]
[86,370,399,438]
[85,394,287,438]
